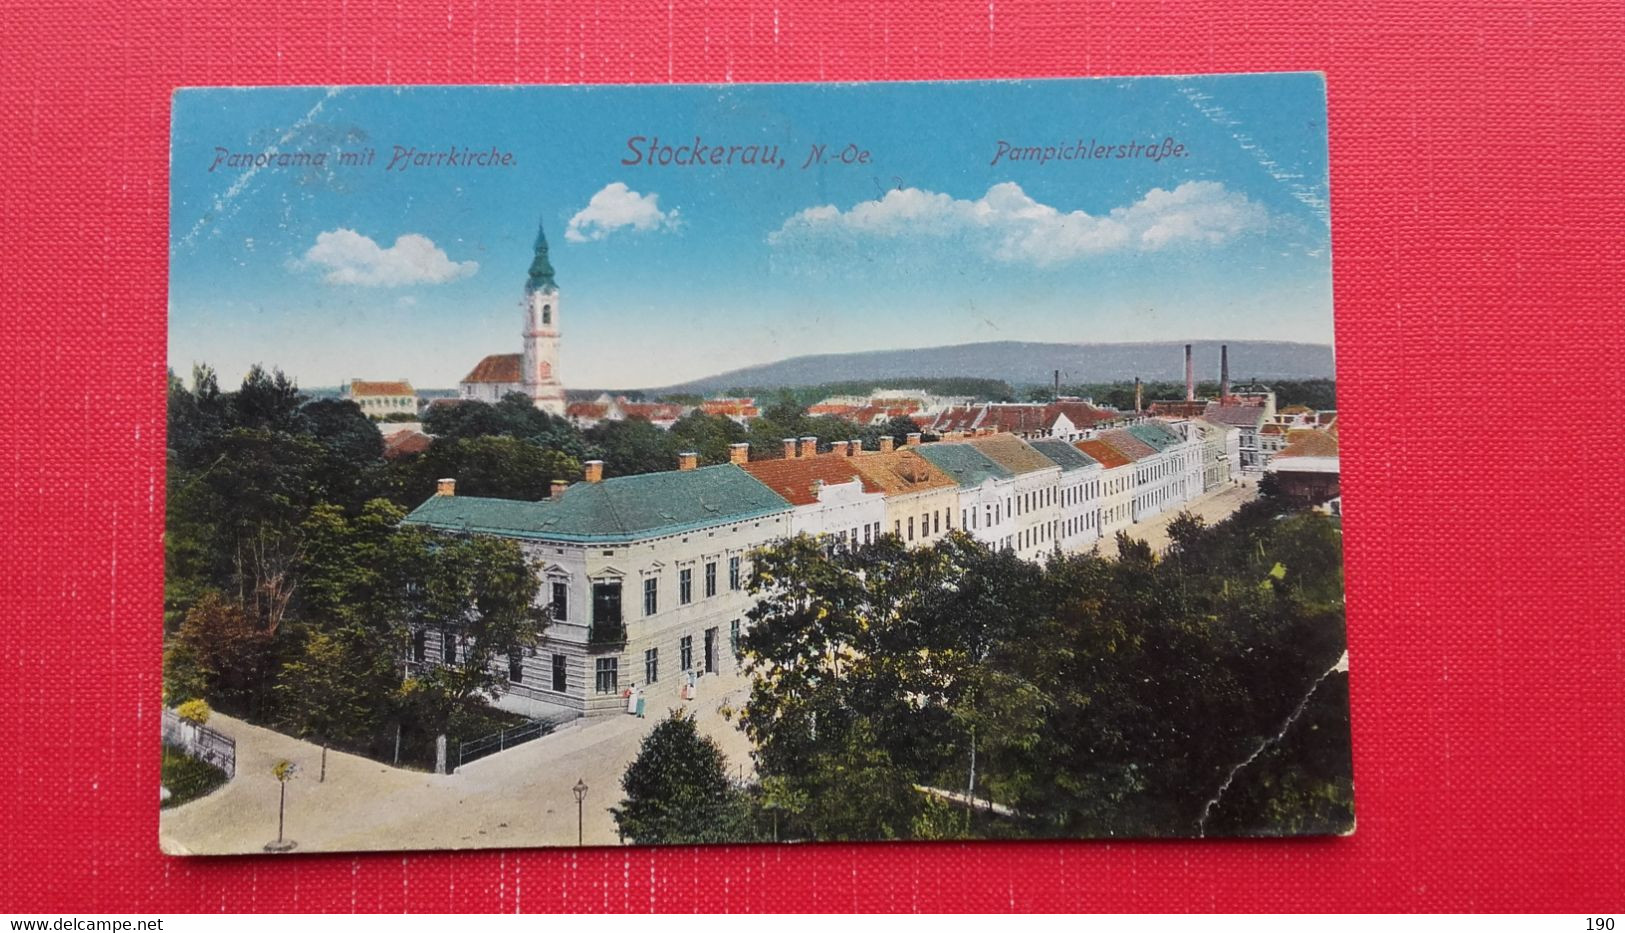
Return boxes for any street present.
[1093,480,1259,559]
[160,672,756,854]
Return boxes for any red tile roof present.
[978,404,1052,434]
[382,429,432,460]
[622,402,686,421]
[1097,428,1158,461]
[929,405,984,433]
[739,453,882,505]
[567,401,612,419]
[1203,403,1268,428]
[1074,439,1132,469]
[1046,400,1115,428]
[462,353,522,384]
[351,379,414,396]
[1147,400,1207,418]
[1276,430,1340,459]
[701,398,760,418]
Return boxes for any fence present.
[456,717,555,770]
[161,708,237,779]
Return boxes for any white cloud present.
[768,180,1270,265]
[565,182,681,242]
[299,229,478,286]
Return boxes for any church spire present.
[525,219,558,292]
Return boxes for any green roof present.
[1127,422,1184,452]
[1028,438,1099,472]
[525,220,558,292]
[402,464,791,543]
[915,442,1013,488]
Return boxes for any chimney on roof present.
[879,436,896,453]
[436,477,456,497]
[728,442,750,465]
[1185,344,1195,402]
[782,437,797,460]
[1134,377,1143,414]
[810,479,825,499]
[550,479,569,499]
[846,439,861,457]
[799,436,818,459]
[1220,344,1230,402]
[678,451,699,471]
[905,432,922,447]
[584,460,604,483]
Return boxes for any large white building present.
[458,222,567,415]
[402,418,1215,721]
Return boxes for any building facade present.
[403,461,792,718]
[346,379,417,418]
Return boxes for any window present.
[705,561,717,598]
[591,581,623,644]
[679,568,694,605]
[644,577,658,616]
[680,635,694,671]
[934,511,941,534]
[509,650,524,683]
[907,516,914,541]
[645,648,659,684]
[551,581,568,622]
[412,629,427,664]
[594,658,619,694]
[730,619,741,659]
[729,556,742,590]
[864,524,872,544]
[542,303,552,325]
[552,654,567,692]
[443,631,457,663]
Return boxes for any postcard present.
[162,75,1350,854]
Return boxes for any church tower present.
[520,220,567,415]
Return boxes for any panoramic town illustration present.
[163,77,1350,852]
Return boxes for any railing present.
[455,717,556,770]
[161,708,237,779]
[587,622,627,650]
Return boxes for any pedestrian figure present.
[625,683,637,715]
[634,684,646,718]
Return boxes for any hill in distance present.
[647,340,1334,395]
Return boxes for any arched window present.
[541,303,552,326]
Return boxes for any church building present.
[458,221,567,415]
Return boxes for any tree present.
[667,411,748,465]
[584,418,677,477]
[171,591,273,716]
[407,534,547,718]
[277,629,385,780]
[412,435,580,501]
[612,710,753,844]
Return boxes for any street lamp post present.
[572,778,588,846]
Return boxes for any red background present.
[2,0,1622,913]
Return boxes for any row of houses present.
[401,417,1236,721]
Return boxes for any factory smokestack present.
[1185,344,1195,402]
[1054,369,1060,397]
[1220,344,1230,402]
[1134,377,1143,413]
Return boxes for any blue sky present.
[170,75,1332,390]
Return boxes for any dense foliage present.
[735,501,1351,840]
[165,366,545,767]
